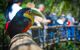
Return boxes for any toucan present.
[6,8,45,38]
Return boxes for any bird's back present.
[6,8,33,38]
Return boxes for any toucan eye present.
[29,10,31,13]
[25,10,30,14]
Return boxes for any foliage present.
[21,0,80,19]
[0,14,6,29]
[0,0,80,17]
[0,0,8,13]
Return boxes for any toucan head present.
[24,8,45,18]
[23,8,45,24]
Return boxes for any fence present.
[30,25,80,50]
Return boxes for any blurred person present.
[56,14,67,39]
[56,14,66,25]
[26,2,35,8]
[38,4,45,12]
[75,20,80,41]
[32,4,50,47]
[48,12,57,26]
[67,13,75,26]
[34,4,50,26]
[60,14,68,39]
[6,0,23,21]
[45,12,57,42]
[9,0,23,20]
[5,0,23,30]
[66,13,75,40]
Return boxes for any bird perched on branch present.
[6,8,45,38]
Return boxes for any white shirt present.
[57,19,64,25]
[9,3,22,20]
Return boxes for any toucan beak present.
[30,8,45,18]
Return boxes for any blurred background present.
[0,0,80,50]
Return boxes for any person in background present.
[66,13,75,40]
[60,14,67,39]
[8,0,23,21]
[56,14,67,39]
[46,12,57,42]
[75,20,80,41]
[56,14,66,25]
[48,12,57,26]
[26,2,35,8]
[33,4,51,47]
[5,0,23,30]
[34,4,50,26]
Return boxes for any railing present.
[30,25,80,50]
